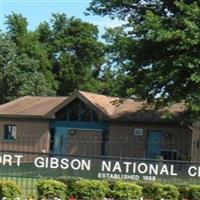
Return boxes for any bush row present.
[37,179,200,200]
[1,179,200,200]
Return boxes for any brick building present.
[0,90,198,161]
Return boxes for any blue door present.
[54,127,69,155]
[147,131,163,159]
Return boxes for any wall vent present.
[134,128,143,136]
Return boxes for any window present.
[80,102,92,121]
[68,103,79,121]
[4,125,17,141]
[55,99,100,122]
[92,111,99,122]
[55,107,67,120]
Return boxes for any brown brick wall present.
[0,118,50,153]
[0,118,194,161]
[67,129,102,156]
[107,122,192,160]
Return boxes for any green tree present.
[37,13,105,95]
[88,0,200,121]
[5,13,57,93]
[5,12,28,47]
[1,12,114,102]
[0,34,55,103]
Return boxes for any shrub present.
[142,183,164,200]
[72,179,109,200]
[162,184,179,200]
[37,179,67,200]
[0,180,21,200]
[63,179,78,199]
[111,181,142,200]
[187,185,200,200]
[143,183,179,200]
[178,185,189,200]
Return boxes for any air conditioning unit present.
[134,128,143,136]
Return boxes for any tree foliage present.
[0,36,55,103]
[0,12,109,103]
[6,13,56,89]
[88,0,200,121]
[37,13,105,95]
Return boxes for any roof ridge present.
[79,90,118,99]
[78,90,118,117]
[28,96,68,98]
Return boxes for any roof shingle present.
[0,96,68,118]
[0,91,186,122]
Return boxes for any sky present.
[0,0,122,34]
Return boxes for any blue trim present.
[51,120,108,130]
[51,120,108,153]
[53,127,69,154]
[51,120,108,154]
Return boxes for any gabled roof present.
[112,100,185,122]
[66,91,118,118]
[77,91,185,122]
[0,96,68,119]
[0,91,186,122]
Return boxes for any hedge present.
[0,180,21,200]
[37,179,67,200]
[162,184,180,200]
[142,183,179,200]
[178,185,189,200]
[70,179,109,200]
[110,181,142,200]
[187,185,200,200]
[36,178,200,200]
